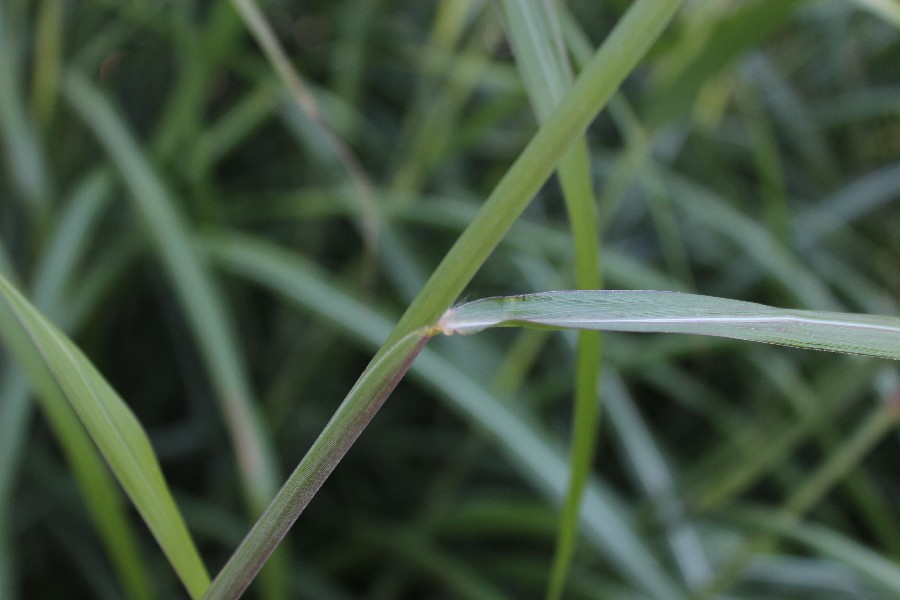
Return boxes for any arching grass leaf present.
[440,291,900,360]
[0,273,210,598]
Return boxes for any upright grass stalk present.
[202,234,680,600]
[6,2,898,597]
[203,1,686,597]
[203,330,432,598]
[498,2,602,597]
[602,372,713,589]
[382,0,684,350]
[206,233,683,600]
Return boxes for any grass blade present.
[0,169,156,600]
[62,71,279,515]
[62,70,294,597]
[440,290,900,360]
[205,233,684,600]
[382,0,686,350]
[203,0,688,594]
[0,273,209,598]
[202,328,431,599]
[203,1,687,594]
[664,172,838,310]
[499,1,602,596]
[702,396,900,596]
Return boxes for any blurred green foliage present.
[1,0,899,598]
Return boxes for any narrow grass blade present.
[32,170,114,319]
[702,398,900,596]
[756,355,900,553]
[187,81,281,182]
[737,84,790,246]
[382,0,686,349]
[63,71,290,598]
[62,71,279,515]
[204,0,688,594]
[686,367,864,512]
[0,243,14,282]
[205,233,684,600]
[388,0,487,196]
[440,291,900,360]
[745,55,841,185]
[796,160,900,246]
[0,169,155,600]
[202,328,430,600]
[499,2,602,596]
[0,273,209,598]
[3,365,151,600]
[0,371,30,600]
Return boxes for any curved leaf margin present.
[0,274,210,598]
[440,290,900,360]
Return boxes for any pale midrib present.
[446,314,900,336]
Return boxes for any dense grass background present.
[2,0,900,598]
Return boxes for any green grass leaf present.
[205,233,684,600]
[62,70,279,514]
[200,0,688,594]
[0,273,209,598]
[0,169,154,600]
[499,1,602,597]
[440,291,900,360]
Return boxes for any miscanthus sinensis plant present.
[1,0,899,598]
